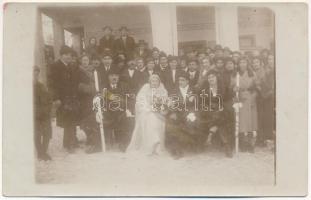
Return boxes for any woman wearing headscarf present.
[126,74,168,156]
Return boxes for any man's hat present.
[215,57,225,62]
[187,58,199,65]
[151,47,159,53]
[135,56,144,61]
[214,44,223,50]
[119,26,129,31]
[168,55,179,62]
[197,49,206,55]
[137,40,147,47]
[206,69,219,77]
[225,57,234,63]
[101,50,113,58]
[179,55,187,61]
[177,70,190,80]
[126,54,136,63]
[59,45,73,56]
[108,68,120,76]
[103,26,112,31]
[159,51,167,58]
[223,46,231,51]
[145,57,155,63]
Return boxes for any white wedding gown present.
[126,83,168,155]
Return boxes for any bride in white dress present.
[126,74,168,155]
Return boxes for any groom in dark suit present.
[165,71,201,159]
[163,56,183,94]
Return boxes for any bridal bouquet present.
[151,95,167,113]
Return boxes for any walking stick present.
[93,69,106,152]
[233,73,242,155]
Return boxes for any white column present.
[149,4,178,55]
[214,6,239,51]
[53,20,65,59]
[34,11,47,84]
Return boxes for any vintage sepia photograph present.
[36,2,276,184]
[2,1,308,197]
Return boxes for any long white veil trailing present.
[126,80,168,155]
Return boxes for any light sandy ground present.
[36,120,275,186]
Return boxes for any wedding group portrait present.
[31,3,276,186]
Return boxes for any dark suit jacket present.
[169,86,197,114]
[103,82,129,130]
[141,69,158,84]
[120,69,144,95]
[154,65,169,84]
[99,36,115,53]
[34,81,52,122]
[188,70,200,88]
[114,36,136,57]
[197,78,234,129]
[96,65,116,90]
[49,60,81,126]
[162,69,184,94]
[166,86,198,136]
[49,60,80,101]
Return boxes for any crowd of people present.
[34,26,275,161]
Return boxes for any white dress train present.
[126,83,167,155]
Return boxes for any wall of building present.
[238,7,274,51]
[176,6,216,45]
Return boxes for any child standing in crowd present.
[34,66,52,161]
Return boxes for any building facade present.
[37,3,274,83]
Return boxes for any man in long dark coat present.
[49,45,81,153]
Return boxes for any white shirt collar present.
[128,69,135,77]
[179,85,189,100]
